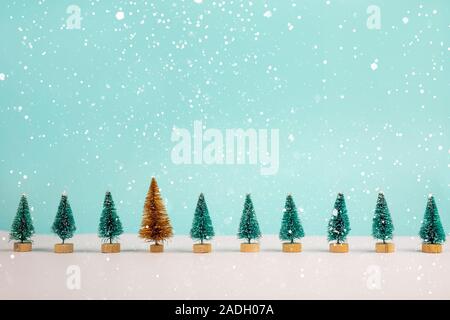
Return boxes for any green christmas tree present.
[238,194,261,244]
[98,191,123,244]
[52,193,76,244]
[10,194,35,243]
[419,195,446,244]
[279,194,304,243]
[372,192,394,243]
[327,193,351,244]
[190,193,215,244]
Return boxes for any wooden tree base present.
[422,243,442,254]
[329,243,349,253]
[54,243,74,253]
[240,243,260,252]
[150,244,164,253]
[101,243,120,253]
[375,243,395,253]
[193,243,212,253]
[282,243,302,253]
[14,242,32,252]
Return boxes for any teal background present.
[0,0,449,236]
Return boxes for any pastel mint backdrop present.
[0,0,449,236]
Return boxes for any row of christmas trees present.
[9,178,446,254]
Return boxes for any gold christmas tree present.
[139,177,173,244]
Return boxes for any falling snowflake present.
[288,134,294,142]
[263,10,272,18]
[115,11,125,21]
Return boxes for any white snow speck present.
[0,73,5,81]
[288,133,294,142]
[23,175,28,180]
[115,11,125,21]
[10,254,15,259]
[194,0,203,3]
[288,23,294,31]
[402,17,409,24]
[263,10,272,18]
[437,145,443,151]
[371,62,378,71]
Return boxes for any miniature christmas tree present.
[420,195,445,245]
[10,194,35,244]
[139,177,173,251]
[279,194,304,244]
[52,193,76,244]
[98,191,123,244]
[372,192,394,243]
[190,193,215,244]
[238,194,261,244]
[327,193,350,244]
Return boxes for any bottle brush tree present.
[327,193,350,244]
[10,194,35,243]
[190,193,215,244]
[139,177,173,245]
[372,192,394,243]
[279,194,304,244]
[238,194,261,244]
[419,195,446,244]
[98,191,123,244]
[52,193,76,244]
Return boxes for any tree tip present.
[428,193,433,199]
[62,190,67,196]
